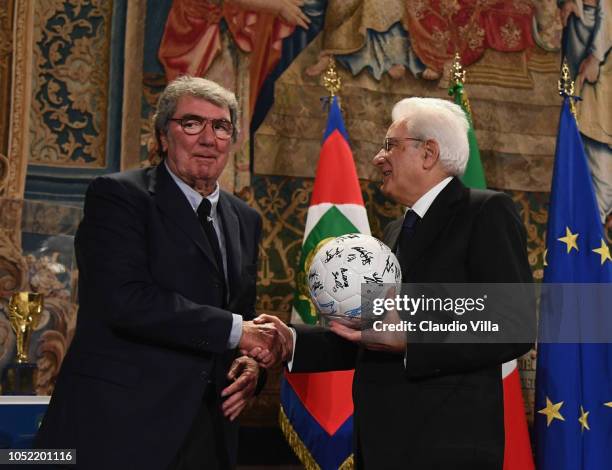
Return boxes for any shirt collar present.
[164,161,220,217]
[409,176,453,219]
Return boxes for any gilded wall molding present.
[7,0,33,202]
[0,0,14,156]
[0,154,8,194]
[120,0,146,171]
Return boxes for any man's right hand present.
[238,321,281,365]
[244,314,294,368]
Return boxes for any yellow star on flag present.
[605,402,612,408]
[543,249,548,267]
[558,227,579,253]
[538,397,565,427]
[592,239,611,265]
[579,406,590,432]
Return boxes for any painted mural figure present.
[158,0,309,119]
[560,0,612,224]
[304,0,430,80]
[306,0,535,81]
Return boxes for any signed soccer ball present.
[307,233,402,324]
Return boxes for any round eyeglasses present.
[169,116,234,140]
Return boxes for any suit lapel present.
[149,164,220,273]
[386,218,403,252]
[218,192,241,299]
[400,177,467,279]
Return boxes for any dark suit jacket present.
[291,177,534,470]
[35,164,262,469]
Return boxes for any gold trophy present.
[1,292,44,395]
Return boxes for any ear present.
[422,140,440,170]
[159,132,169,152]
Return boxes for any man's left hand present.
[221,356,259,421]
[329,307,406,354]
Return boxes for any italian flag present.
[280,96,369,470]
[450,80,534,470]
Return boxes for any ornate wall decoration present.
[0,198,23,245]
[0,231,28,297]
[0,154,8,195]
[21,200,82,237]
[0,0,14,155]
[24,249,77,395]
[29,0,112,167]
[508,189,549,280]
[140,73,167,167]
[0,314,12,369]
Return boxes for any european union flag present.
[535,98,612,469]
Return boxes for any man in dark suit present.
[252,98,535,469]
[35,76,282,469]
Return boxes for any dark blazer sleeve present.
[404,192,535,378]
[289,324,359,372]
[239,212,262,321]
[76,176,234,354]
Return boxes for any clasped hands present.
[224,306,405,420]
[238,316,293,369]
[238,307,406,371]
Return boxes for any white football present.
[307,233,402,323]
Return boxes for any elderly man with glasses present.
[35,76,285,470]
[251,97,534,469]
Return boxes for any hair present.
[153,76,239,157]
[391,97,469,176]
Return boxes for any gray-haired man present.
[251,97,534,469]
[36,76,284,470]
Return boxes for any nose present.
[197,121,217,145]
[372,148,386,166]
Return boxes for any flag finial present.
[449,52,466,88]
[558,58,577,117]
[323,56,341,97]
[448,52,473,121]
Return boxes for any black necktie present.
[197,199,225,279]
[398,209,420,257]
[397,210,420,281]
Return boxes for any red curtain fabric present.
[405,0,535,73]
[158,0,294,119]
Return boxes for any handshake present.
[238,314,294,368]
[237,307,405,368]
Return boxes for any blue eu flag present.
[535,98,612,469]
